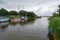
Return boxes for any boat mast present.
[18,0,19,17]
[21,0,27,20]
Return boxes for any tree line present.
[53,5,60,17]
[0,8,36,17]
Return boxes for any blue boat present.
[0,16,10,23]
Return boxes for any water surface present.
[0,17,49,40]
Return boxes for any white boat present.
[21,16,27,22]
[0,16,10,23]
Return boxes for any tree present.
[27,12,36,17]
[8,11,18,15]
[19,10,36,17]
[57,5,60,16]
[0,8,8,16]
[53,5,60,17]
[53,12,57,17]
[19,10,27,16]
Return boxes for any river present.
[0,17,49,40]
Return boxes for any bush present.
[48,17,60,40]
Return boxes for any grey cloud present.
[0,0,6,4]
[0,0,60,16]
[0,0,4,3]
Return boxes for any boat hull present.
[0,21,9,23]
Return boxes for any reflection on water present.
[9,22,18,25]
[0,18,36,31]
[0,17,49,40]
[19,18,36,26]
[0,22,9,31]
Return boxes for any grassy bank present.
[48,17,60,40]
[6,15,21,18]
[36,16,41,18]
[6,15,41,19]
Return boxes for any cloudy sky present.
[0,0,60,16]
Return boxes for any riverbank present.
[48,17,60,40]
[6,15,41,19]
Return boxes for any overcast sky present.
[0,0,60,16]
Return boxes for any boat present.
[21,16,27,22]
[11,18,21,22]
[0,16,10,23]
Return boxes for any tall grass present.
[48,17,60,40]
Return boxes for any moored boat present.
[0,16,10,23]
[21,16,27,22]
[11,18,21,22]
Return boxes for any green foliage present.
[48,17,60,40]
[0,8,8,16]
[7,15,20,18]
[36,16,41,18]
[49,17,60,30]
[56,5,60,16]
[8,11,18,15]
[19,10,36,17]
[52,5,60,17]
[53,12,59,17]
[27,12,36,17]
[56,29,60,39]
[0,8,37,18]
[58,5,60,8]
[49,5,60,40]
[19,10,27,16]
